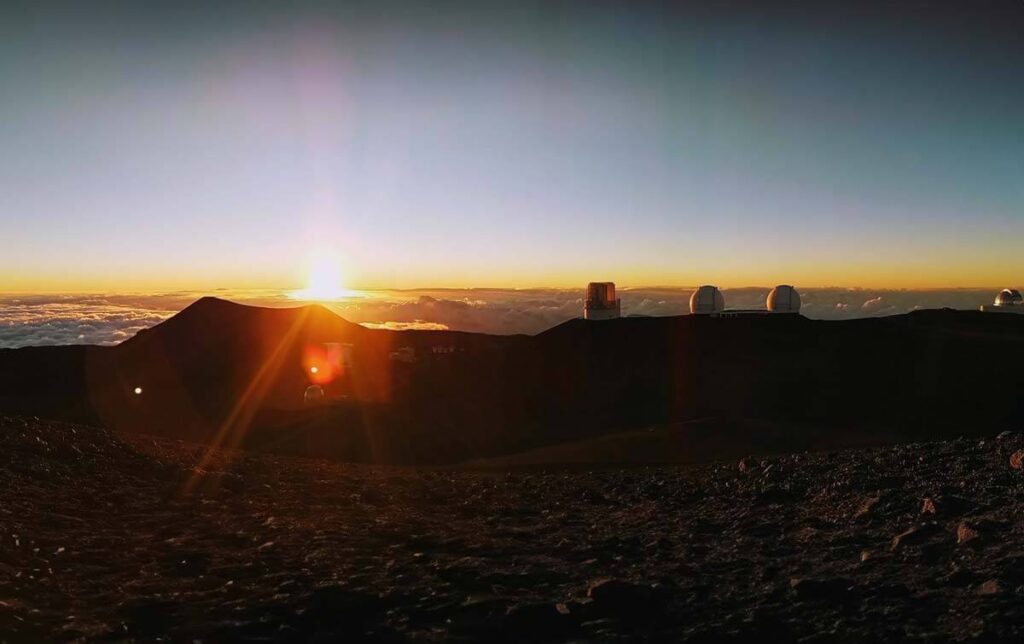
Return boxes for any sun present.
[291,251,352,301]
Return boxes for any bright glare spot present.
[133,387,143,395]
[310,366,319,374]
[291,250,353,301]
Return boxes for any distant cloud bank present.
[0,287,1009,348]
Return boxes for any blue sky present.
[2,1,1022,290]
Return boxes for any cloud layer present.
[0,295,177,348]
[0,287,1011,349]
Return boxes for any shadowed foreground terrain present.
[5,415,1024,642]
[3,298,1024,467]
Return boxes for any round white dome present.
[994,289,1023,307]
[304,385,325,403]
[690,285,725,314]
[767,285,801,313]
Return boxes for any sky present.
[2,0,1023,293]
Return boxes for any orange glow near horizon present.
[4,251,1024,293]
[289,251,356,301]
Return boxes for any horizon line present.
[1,284,1022,296]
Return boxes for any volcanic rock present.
[920,494,974,517]
[957,521,981,546]
[8,416,1024,641]
[891,523,941,550]
[853,495,882,522]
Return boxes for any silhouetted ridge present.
[2,299,1024,464]
[186,295,247,312]
[132,296,363,344]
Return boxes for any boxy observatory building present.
[584,282,621,320]
[980,289,1024,314]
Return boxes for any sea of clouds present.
[0,287,1009,349]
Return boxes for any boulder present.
[853,495,881,522]
[891,523,941,550]
[957,521,981,546]
[920,495,974,518]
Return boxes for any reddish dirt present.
[4,415,1024,642]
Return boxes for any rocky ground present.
[3,416,1024,642]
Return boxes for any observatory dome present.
[994,289,1023,307]
[767,285,801,313]
[303,385,325,403]
[690,285,725,315]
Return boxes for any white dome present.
[690,285,725,314]
[304,385,325,403]
[767,285,801,313]
[994,289,1023,307]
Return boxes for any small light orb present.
[310,366,319,375]
[133,387,143,395]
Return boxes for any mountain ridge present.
[2,297,1024,464]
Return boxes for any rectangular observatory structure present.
[584,282,621,320]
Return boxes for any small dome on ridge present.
[994,289,1023,307]
[690,286,725,314]
[767,285,801,313]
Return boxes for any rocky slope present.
[4,415,1024,642]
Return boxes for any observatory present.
[689,286,725,315]
[584,282,621,320]
[767,285,801,314]
[690,284,802,317]
[995,289,1023,307]
[980,288,1024,313]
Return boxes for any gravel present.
[4,415,1024,641]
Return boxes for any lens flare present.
[302,343,348,385]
